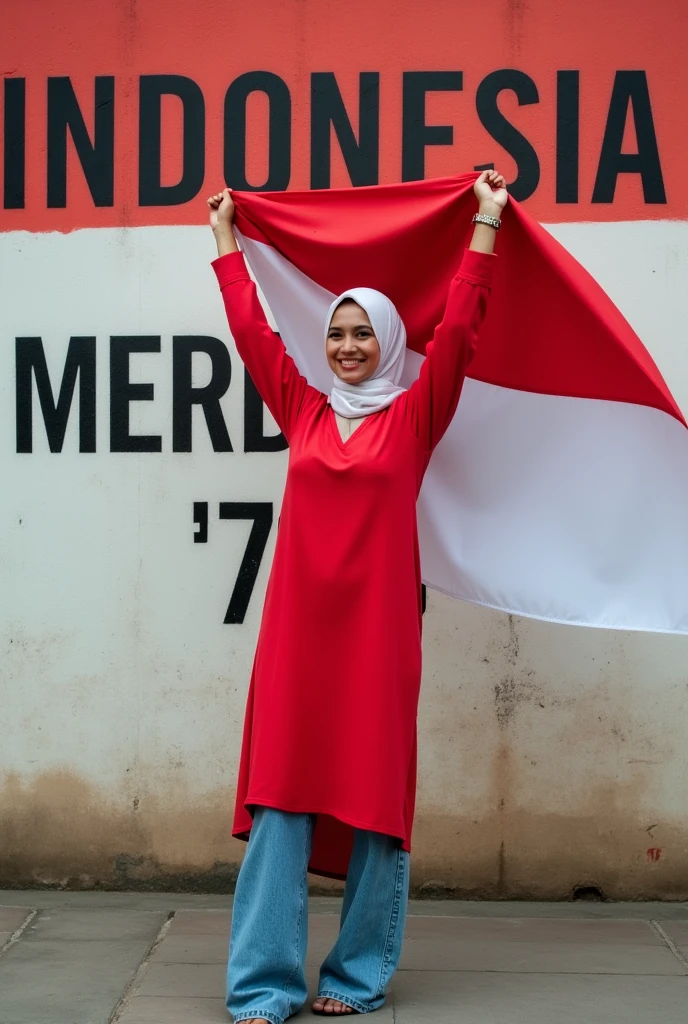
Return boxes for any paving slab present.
[149,933,228,964]
[116,996,230,1024]
[0,908,166,1024]
[398,935,685,974]
[392,970,688,1024]
[0,907,33,933]
[120,961,395,1024]
[2,894,688,1024]
[167,910,232,936]
[401,915,663,944]
[20,907,168,942]
[118,989,394,1024]
[150,914,678,971]
[148,921,359,965]
[403,900,688,921]
[138,962,226,999]
[660,920,688,946]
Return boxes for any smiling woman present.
[326,302,381,441]
[206,172,506,1024]
[325,285,410,441]
[326,300,380,382]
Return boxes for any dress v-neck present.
[330,406,377,449]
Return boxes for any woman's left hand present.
[473,169,508,211]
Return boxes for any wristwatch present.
[472,212,501,230]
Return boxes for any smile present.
[339,359,364,367]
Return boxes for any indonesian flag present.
[231,174,688,635]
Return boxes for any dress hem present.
[232,799,411,880]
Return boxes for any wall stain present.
[410,809,688,900]
[493,615,544,726]
[2,769,687,898]
[491,615,545,896]
[505,0,528,56]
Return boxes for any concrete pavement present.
[1,892,687,1024]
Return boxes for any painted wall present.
[1,0,687,897]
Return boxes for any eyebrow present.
[328,323,373,331]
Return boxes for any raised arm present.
[208,188,315,440]
[404,170,507,451]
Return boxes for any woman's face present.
[326,300,381,384]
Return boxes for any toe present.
[314,996,355,1015]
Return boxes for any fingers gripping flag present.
[231,174,688,634]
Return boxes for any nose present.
[340,333,359,353]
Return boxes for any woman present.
[207,169,508,1024]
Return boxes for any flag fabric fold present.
[231,174,688,634]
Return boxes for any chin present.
[337,373,368,384]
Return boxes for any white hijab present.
[326,287,407,418]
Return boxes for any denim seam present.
[283,812,313,1017]
[374,847,405,1000]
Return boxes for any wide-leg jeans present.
[227,806,410,1024]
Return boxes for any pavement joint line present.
[649,920,688,973]
[0,906,37,959]
[109,910,177,1024]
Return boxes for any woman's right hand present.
[207,188,235,232]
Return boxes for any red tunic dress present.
[213,247,495,878]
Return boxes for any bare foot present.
[313,996,354,1014]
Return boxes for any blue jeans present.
[227,806,410,1024]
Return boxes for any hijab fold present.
[326,287,407,418]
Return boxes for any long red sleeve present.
[212,250,317,440]
[404,247,496,451]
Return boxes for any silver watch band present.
[472,212,501,230]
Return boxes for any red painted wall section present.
[1,0,686,232]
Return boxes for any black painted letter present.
[556,71,579,203]
[4,78,25,209]
[16,337,96,453]
[476,70,540,202]
[110,337,162,452]
[47,77,115,207]
[224,72,291,191]
[592,71,665,204]
[139,75,205,206]
[310,72,379,188]
[402,71,463,181]
[172,336,232,452]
